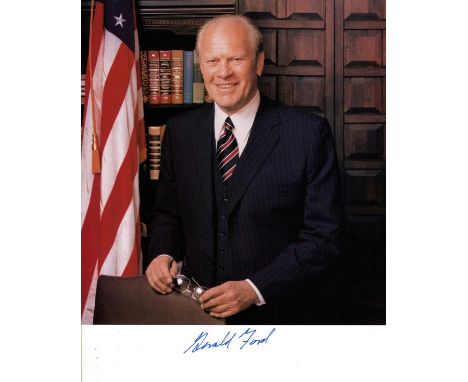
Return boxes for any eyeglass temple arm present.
[191,277,203,288]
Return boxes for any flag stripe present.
[100,62,138,209]
[100,37,134,150]
[100,187,137,275]
[99,123,139,268]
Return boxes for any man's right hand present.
[145,256,178,294]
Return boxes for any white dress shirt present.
[214,89,260,155]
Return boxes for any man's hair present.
[195,14,264,57]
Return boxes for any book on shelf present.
[183,51,194,104]
[140,50,149,104]
[81,73,86,104]
[171,50,184,104]
[192,53,204,104]
[159,50,172,104]
[147,125,166,180]
[147,50,160,104]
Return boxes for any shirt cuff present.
[156,254,174,261]
[245,279,266,306]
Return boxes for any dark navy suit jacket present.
[148,95,342,324]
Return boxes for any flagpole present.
[86,0,101,174]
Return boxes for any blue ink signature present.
[238,327,276,349]
[183,327,276,353]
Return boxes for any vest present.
[212,141,232,285]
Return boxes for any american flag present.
[81,0,146,324]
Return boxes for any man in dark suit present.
[145,15,342,324]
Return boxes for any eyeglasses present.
[171,274,207,302]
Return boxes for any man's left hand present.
[199,281,258,318]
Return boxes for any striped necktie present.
[217,117,239,183]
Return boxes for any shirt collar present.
[214,90,261,139]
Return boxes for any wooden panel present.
[344,20,385,30]
[344,114,385,123]
[284,29,325,67]
[344,123,385,160]
[345,30,383,68]
[285,0,325,20]
[383,29,386,67]
[253,19,324,29]
[344,77,384,115]
[344,68,385,77]
[258,75,277,100]
[325,0,335,134]
[334,0,345,167]
[278,76,325,113]
[344,0,385,21]
[137,0,236,15]
[345,169,385,206]
[263,66,325,76]
[261,29,278,65]
[240,0,282,19]
[277,29,288,66]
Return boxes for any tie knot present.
[224,117,234,131]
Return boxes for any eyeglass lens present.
[172,275,206,301]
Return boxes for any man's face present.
[198,20,264,115]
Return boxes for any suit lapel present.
[227,96,281,215]
[190,103,215,211]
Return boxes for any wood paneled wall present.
[240,0,386,323]
[241,0,335,125]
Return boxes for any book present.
[183,51,194,104]
[171,50,184,104]
[147,50,160,104]
[139,50,149,104]
[159,50,172,104]
[192,53,204,104]
[81,73,86,104]
[148,125,166,180]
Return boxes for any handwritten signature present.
[183,327,276,353]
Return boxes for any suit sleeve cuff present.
[245,279,266,306]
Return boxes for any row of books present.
[140,50,208,105]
